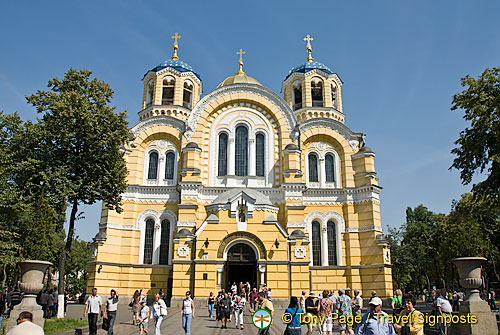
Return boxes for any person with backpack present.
[391,289,403,316]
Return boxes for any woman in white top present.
[138,300,150,335]
[181,291,195,335]
[151,293,167,335]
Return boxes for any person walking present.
[46,289,55,318]
[436,289,452,335]
[249,287,258,311]
[300,291,306,312]
[138,300,150,335]
[355,297,394,335]
[152,293,167,335]
[391,290,403,316]
[284,296,303,335]
[337,288,354,335]
[305,292,318,335]
[131,290,141,325]
[84,288,105,335]
[318,290,334,334]
[251,291,274,335]
[219,292,231,329]
[106,289,119,335]
[231,282,237,295]
[487,288,497,310]
[232,295,245,329]
[181,291,195,335]
[6,311,44,335]
[207,292,215,318]
[39,289,49,318]
[393,293,423,335]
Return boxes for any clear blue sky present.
[1,1,499,241]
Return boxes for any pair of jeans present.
[182,313,192,334]
[154,315,163,335]
[88,313,99,335]
[208,303,214,318]
[107,311,117,334]
[285,328,302,335]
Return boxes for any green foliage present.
[65,239,90,297]
[44,318,87,335]
[451,67,500,202]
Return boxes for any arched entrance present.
[225,243,257,291]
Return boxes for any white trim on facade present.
[136,209,177,265]
[304,211,345,267]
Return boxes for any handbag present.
[129,301,134,307]
[160,305,168,316]
[102,317,110,331]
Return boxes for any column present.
[153,221,162,264]
[249,138,256,176]
[217,265,224,290]
[259,264,266,286]
[319,157,325,188]
[321,224,329,266]
[228,137,235,175]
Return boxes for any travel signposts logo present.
[252,309,272,329]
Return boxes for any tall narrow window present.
[312,221,322,266]
[235,126,248,176]
[311,77,324,107]
[146,80,154,107]
[256,133,265,177]
[292,81,302,111]
[159,219,170,265]
[327,221,337,266]
[148,152,159,179]
[308,153,318,182]
[331,83,338,109]
[325,154,335,183]
[218,133,228,176]
[162,76,175,105]
[183,80,193,109]
[143,219,154,264]
[165,152,175,180]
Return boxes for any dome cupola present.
[218,49,262,88]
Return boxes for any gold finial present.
[171,32,182,60]
[304,34,314,62]
[236,48,246,74]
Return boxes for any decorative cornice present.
[299,118,365,151]
[131,115,185,138]
[99,223,140,231]
[144,66,202,87]
[345,226,383,233]
[186,83,298,141]
[123,185,178,203]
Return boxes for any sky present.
[1,1,499,241]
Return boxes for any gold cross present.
[171,32,182,60]
[304,34,314,62]
[236,48,246,74]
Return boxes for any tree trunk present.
[1,263,6,290]
[57,199,78,318]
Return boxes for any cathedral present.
[87,34,393,303]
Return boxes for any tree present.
[451,67,500,202]
[26,68,131,317]
[65,238,90,299]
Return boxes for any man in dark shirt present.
[305,292,319,335]
[219,293,231,329]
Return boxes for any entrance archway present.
[225,243,257,291]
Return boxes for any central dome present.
[217,72,262,88]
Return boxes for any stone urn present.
[5,260,52,333]
[452,257,497,335]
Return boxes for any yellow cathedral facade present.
[87,34,393,303]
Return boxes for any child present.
[138,300,150,335]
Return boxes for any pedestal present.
[452,257,497,335]
[5,260,52,333]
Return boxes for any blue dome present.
[147,59,201,80]
[285,61,333,80]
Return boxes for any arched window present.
[256,133,265,177]
[148,152,159,179]
[143,219,154,264]
[331,83,338,109]
[311,77,324,107]
[159,219,170,265]
[327,221,337,266]
[218,133,228,176]
[325,154,335,183]
[146,80,154,107]
[165,152,175,180]
[292,81,302,111]
[235,126,248,176]
[162,76,175,105]
[308,153,319,182]
[183,80,193,109]
[312,221,322,266]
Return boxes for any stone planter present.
[5,260,52,333]
[452,257,497,335]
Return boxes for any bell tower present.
[282,35,344,123]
